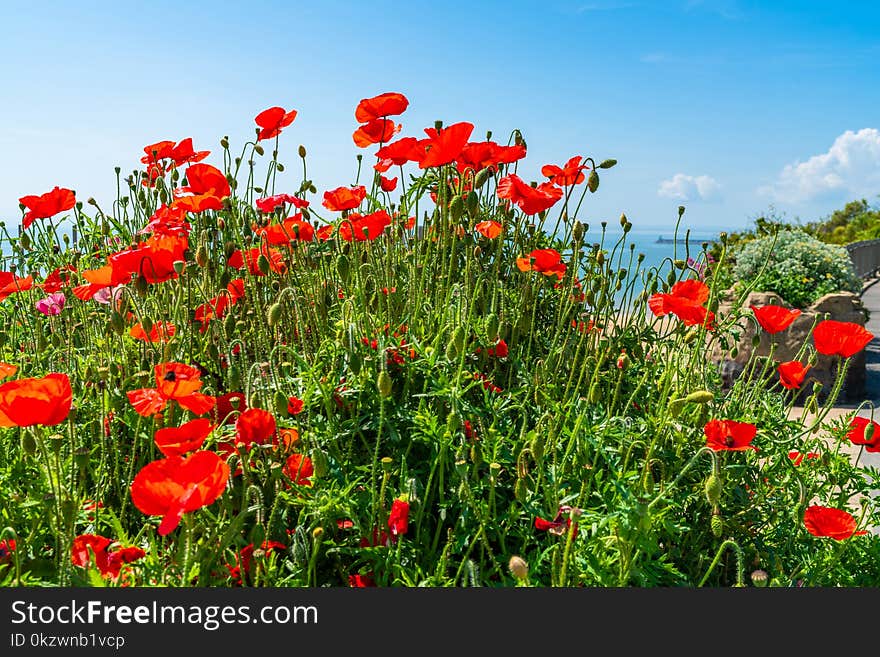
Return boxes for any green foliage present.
[803,199,880,245]
[731,229,861,307]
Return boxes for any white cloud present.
[759,128,880,204]
[657,173,721,201]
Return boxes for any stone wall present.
[712,290,869,402]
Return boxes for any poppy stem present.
[698,539,744,587]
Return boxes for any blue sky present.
[1,0,878,233]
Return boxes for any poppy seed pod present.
[686,390,714,404]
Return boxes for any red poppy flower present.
[456,141,526,173]
[0,539,15,563]
[255,193,309,214]
[140,204,190,237]
[788,450,820,466]
[130,321,176,343]
[813,320,874,358]
[177,163,231,199]
[541,156,589,186]
[418,122,474,169]
[803,505,865,540]
[154,418,215,457]
[211,392,246,425]
[375,137,424,171]
[751,305,801,334]
[337,210,392,242]
[169,138,210,167]
[535,506,580,539]
[127,362,215,417]
[388,498,409,537]
[348,573,376,587]
[487,339,508,358]
[283,453,314,487]
[845,416,880,452]
[194,279,245,328]
[322,185,367,212]
[355,92,409,123]
[226,541,287,586]
[516,248,567,280]
[71,534,145,580]
[234,408,277,448]
[648,279,715,330]
[379,175,398,192]
[19,186,76,229]
[353,118,401,147]
[0,271,34,302]
[0,363,17,379]
[40,265,77,293]
[228,247,286,275]
[475,220,502,239]
[141,140,175,165]
[254,215,314,244]
[704,419,758,452]
[255,106,297,141]
[496,174,563,215]
[130,451,230,535]
[287,396,304,415]
[777,361,810,390]
[0,373,72,427]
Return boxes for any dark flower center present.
[164,371,177,382]
[725,435,735,447]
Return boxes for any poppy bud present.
[705,474,722,505]
[134,275,149,296]
[273,390,289,417]
[572,221,585,242]
[257,254,271,275]
[616,350,629,370]
[267,302,283,327]
[598,159,617,169]
[311,448,329,478]
[109,311,126,335]
[297,144,307,159]
[683,326,700,344]
[674,259,686,270]
[750,569,769,587]
[349,351,362,375]
[336,254,350,281]
[514,477,528,502]
[686,390,714,404]
[21,432,37,457]
[711,509,724,537]
[195,243,209,267]
[509,555,529,581]
[377,370,392,398]
[276,163,285,172]
[668,398,685,417]
[19,233,31,250]
[588,170,599,193]
[530,431,545,461]
[473,246,482,258]
[729,346,738,358]
[254,144,265,156]
[227,364,241,389]
[312,527,324,540]
[485,313,499,342]
[446,410,461,434]
[751,334,761,348]
[449,195,464,221]
[865,421,876,444]
[254,186,263,194]
[588,381,602,404]
[220,137,229,149]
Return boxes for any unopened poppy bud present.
[257,254,271,275]
[619,213,628,227]
[19,233,31,250]
[336,254,350,281]
[588,381,602,404]
[254,186,263,194]
[312,527,324,540]
[711,508,724,538]
[530,432,545,461]
[473,246,482,258]
[750,569,769,587]
[449,195,464,221]
[751,334,761,348]
[679,206,686,218]
[668,398,686,417]
[276,163,285,172]
[311,448,329,477]
[109,311,126,334]
[616,350,629,370]
[446,410,462,434]
[865,421,875,444]
[686,390,714,404]
[134,275,149,296]
[298,145,307,158]
[377,370,392,398]
[267,302,283,326]
[474,167,492,189]
[588,170,599,192]
[514,477,528,502]
[598,158,617,169]
[220,137,229,149]
[705,474,722,505]
[195,243,209,267]
[508,555,529,581]
[465,190,479,216]
[683,326,700,344]
[254,144,265,156]
[485,313,500,342]
[273,390,288,417]
[21,432,37,457]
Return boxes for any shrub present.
[732,229,861,307]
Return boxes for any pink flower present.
[35,292,65,316]
[93,285,125,306]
